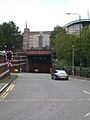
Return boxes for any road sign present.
[5,51,13,61]
[7,62,12,67]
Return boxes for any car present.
[51,69,68,80]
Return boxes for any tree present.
[81,27,90,67]
[0,21,22,51]
[50,25,90,76]
[50,25,82,70]
[0,24,5,50]
[50,26,73,69]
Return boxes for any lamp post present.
[72,45,74,75]
[66,12,82,76]
[54,26,59,69]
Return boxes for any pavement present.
[0,74,18,94]
[70,75,90,80]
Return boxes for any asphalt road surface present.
[0,73,90,120]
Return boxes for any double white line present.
[0,84,15,100]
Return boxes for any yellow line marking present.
[0,84,15,100]
[2,84,15,100]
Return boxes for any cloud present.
[0,0,90,32]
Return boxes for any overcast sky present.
[0,0,90,32]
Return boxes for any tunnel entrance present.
[28,55,51,73]
[25,50,52,73]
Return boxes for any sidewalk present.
[70,75,90,80]
[0,75,18,93]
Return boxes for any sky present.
[0,0,90,32]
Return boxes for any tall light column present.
[66,13,82,76]
[72,45,74,76]
[54,26,59,69]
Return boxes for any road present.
[0,73,90,120]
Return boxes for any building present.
[22,19,90,73]
[23,26,52,73]
[64,19,90,34]
[23,27,51,50]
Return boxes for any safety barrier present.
[0,52,27,79]
[0,56,10,79]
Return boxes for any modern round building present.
[64,19,90,34]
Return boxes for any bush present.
[64,66,72,75]
[82,68,90,78]
[57,59,72,75]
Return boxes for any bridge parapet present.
[0,53,10,79]
[0,52,27,79]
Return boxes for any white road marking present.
[0,84,15,100]
[11,73,22,76]
[83,90,90,94]
[84,112,90,117]
[18,74,23,76]
[0,83,8,92]
[2,84,15,99]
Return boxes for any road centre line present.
[84,112,90,117]
[83,90,90,94]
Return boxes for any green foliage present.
[0,24,4,50]
[50,25,90,77]
[81,27,90,67]
[0,21,22,51]
[50,25,73,66]
[82,68,90,78]
[57,59,72,74]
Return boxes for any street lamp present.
[66,13,81,35]
[54,26,59,69]
[72,45,74,76]
[66,12,82,76]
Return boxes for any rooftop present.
[64,19,90,27]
